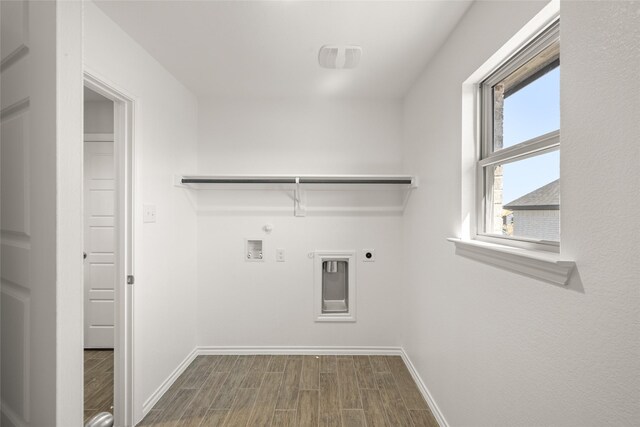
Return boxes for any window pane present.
[491,41,560,151]
[486,150,559,241]
[502,67,559,148]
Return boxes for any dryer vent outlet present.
[318,45,362,69]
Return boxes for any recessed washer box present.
[314,251,356,322]
[246,239,264,262]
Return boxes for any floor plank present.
[225,387,258,427]
[137,409,164,426]
[385,356,428,410]
[178,372,228,427]
[297,389,319,427]
[267,355,288,373]
[213,355,239,373]
[200,409,229,426]
[320,355,337,373]
[271,409,298,427]
[209,356,255,410]
[182,355,215,389]
[353,356,377,389]
[319,373,341,427]
[247,372,284,427]
[275,357,303,410]
[300,355,320,389]
[341,409,366,427]
[375,372,414,426]
[157,388,197,423]
[410,409,440,427]
[368,356,390,373]
[241,355,272,388]
[337,357,362,409]
[360,388,389,427]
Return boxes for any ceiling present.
[94,1,472,99]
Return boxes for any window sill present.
[447,238,575,286]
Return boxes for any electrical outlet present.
[276,248,285,262]
[143,205,156,223]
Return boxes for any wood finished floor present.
[84,349,114,423]
[139,355,438,427]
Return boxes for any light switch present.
[143,205,156,223]
[276,248,285,262]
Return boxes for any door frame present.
[84,70,135,427]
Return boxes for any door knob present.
[83,252,87,260]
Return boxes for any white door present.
[84,138,116,348]
[2,1,83,425]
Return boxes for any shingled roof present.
[504,179,559,210]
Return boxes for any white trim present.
[197,346,403,356]
[448,238,575,286]
[399,351,449,427]
[84,69,136,427]
[477,130,559,168]
[141,348,199,415]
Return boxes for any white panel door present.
[1,1,36,425]
[1,1,83,425]
[84,139,115,348]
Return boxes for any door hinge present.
[127,275,135,285]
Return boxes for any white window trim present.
[452,0,575,286]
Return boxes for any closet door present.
[84,138,116,348]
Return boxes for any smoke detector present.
[318,45,362,69]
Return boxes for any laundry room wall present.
[195,97,407,349]
[401,0,640,425]
[84,2,199,422]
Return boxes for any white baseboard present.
[198,345,404,356]
[139,345,448,427]
[141,347,198,415]
[400,350,449,427]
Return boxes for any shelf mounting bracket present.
[294,177,306,217]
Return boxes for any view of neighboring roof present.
[504,179,559,210]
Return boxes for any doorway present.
[83,87,116,422]
[83,73,135,426]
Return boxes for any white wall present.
[402,1,639,426]
[198,98,403,174]
[84,2,199,422]
[84,100,113,134]
[196,98,405,348]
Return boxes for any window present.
[478,20,560,251]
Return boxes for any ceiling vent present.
[318,45,362,69]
